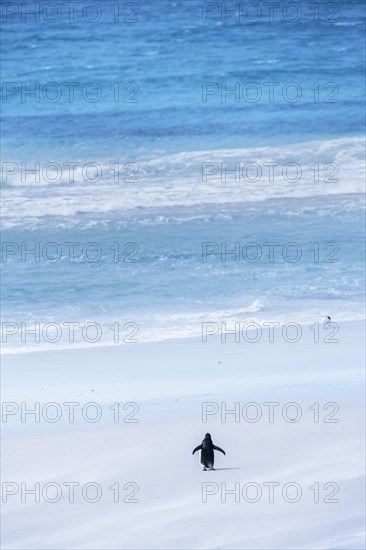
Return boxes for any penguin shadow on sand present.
[213,467,241,471]
[192,433,241,471]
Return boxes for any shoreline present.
[2,317,365,357]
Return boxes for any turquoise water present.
[1,0,365,350]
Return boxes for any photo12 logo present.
[2,241,140,263]
[1,2,140,24]
[202,81,339,104]
[202,481,340,504]
[201,2,340,24]
[201,242,339,264]
[201,401,340,423]
[1,481,140,504]
[201,321,339,344]
[2,401,140,424]
[1,82,140,104]
[1,321,140,345]
[1,161,140,185]
[201,161,339,184]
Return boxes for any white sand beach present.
[1,320,365,549]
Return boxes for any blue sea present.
[1,0,365,352]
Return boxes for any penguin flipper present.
[213,445,226,455]
[192,444,202,455]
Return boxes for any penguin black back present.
[202,433,213,451]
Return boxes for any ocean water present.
[1,0,365,352]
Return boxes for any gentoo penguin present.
[192,433,226,470]
[321,314,331,327]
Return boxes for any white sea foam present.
[1,136,364,229]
